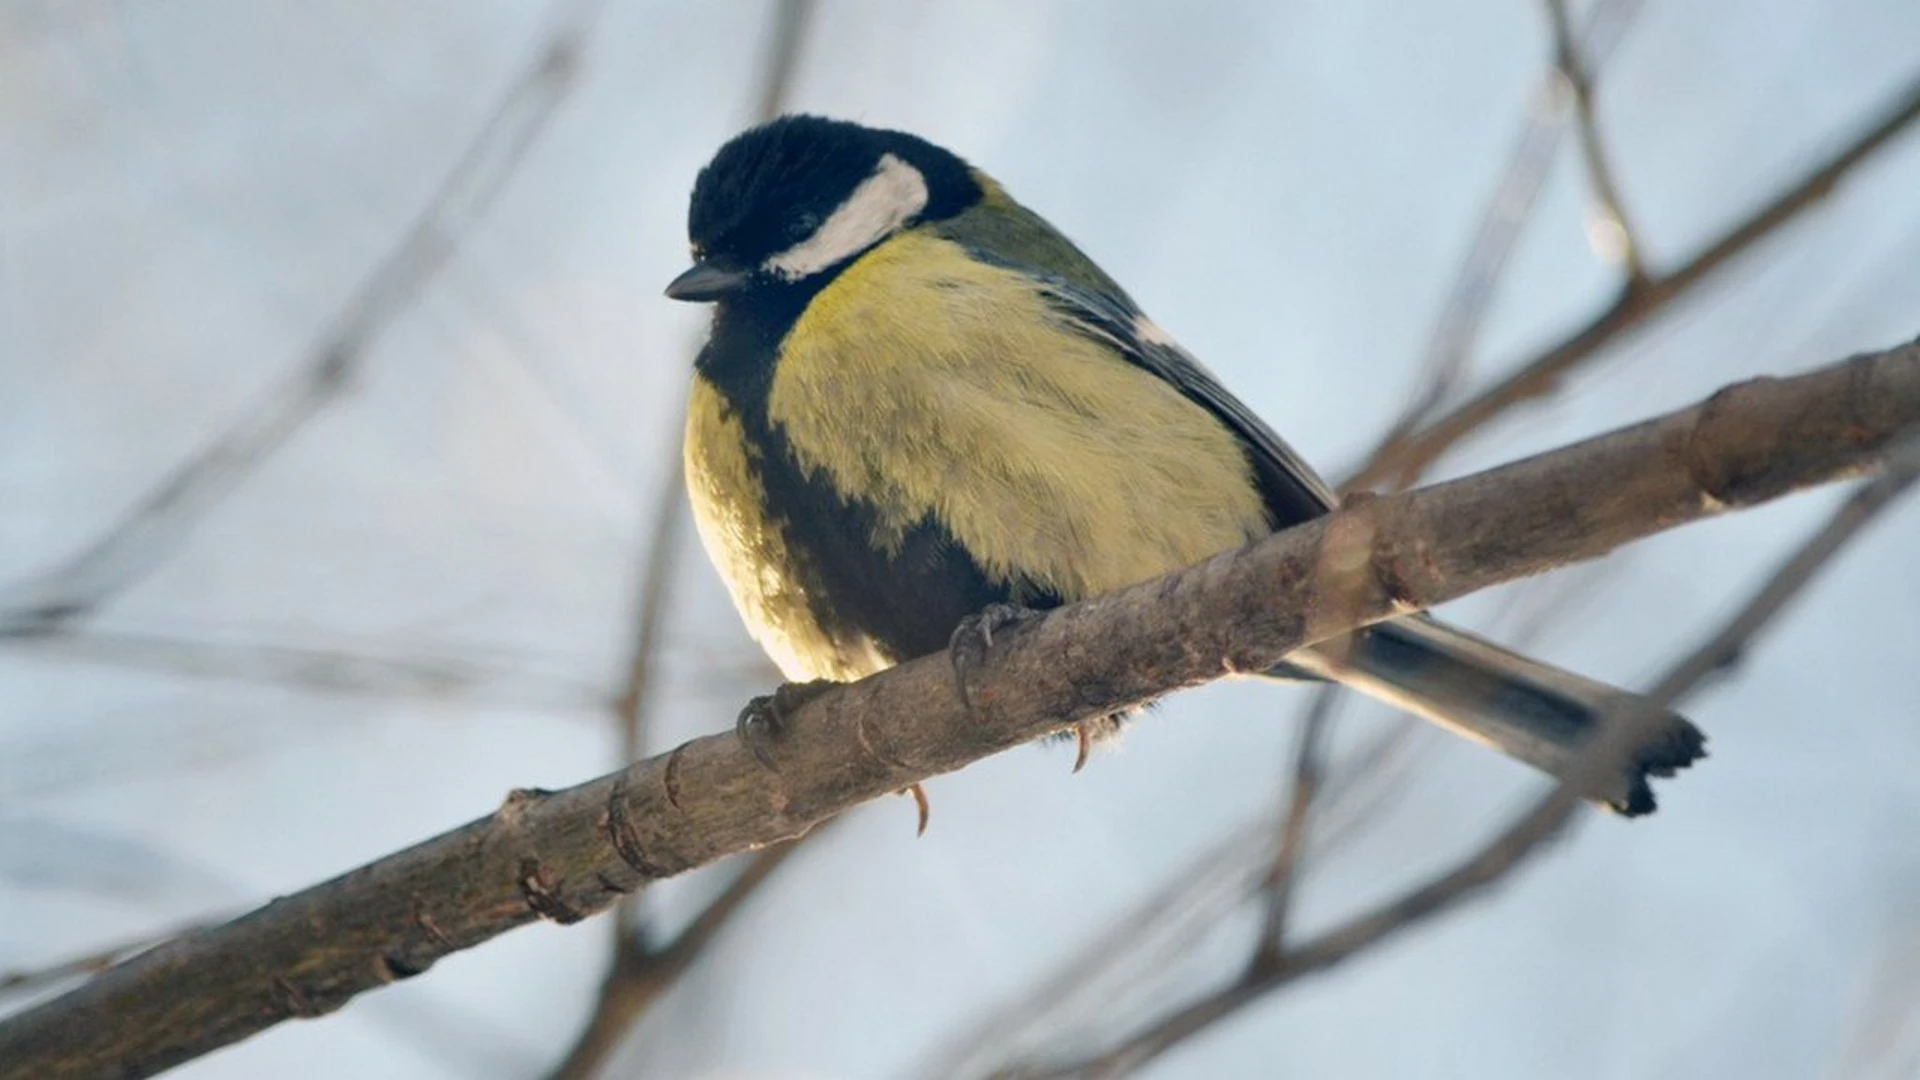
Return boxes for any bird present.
[666,114,1705,815]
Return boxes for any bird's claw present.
[904,782,930,837]
[949,602,1040,711]
[735,679,838,771]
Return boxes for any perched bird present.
[667,115,1704,815]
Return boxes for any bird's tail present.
[1287,617,1707,815]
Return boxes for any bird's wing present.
[1010,262,1340,526]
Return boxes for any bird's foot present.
[949,602,1041,710]
[735,679,839,771]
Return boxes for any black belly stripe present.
[695,295,1057,668]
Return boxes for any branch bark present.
[1011,428,1920,1080]
[542,5,821,1076]
[2,341,1916,1079]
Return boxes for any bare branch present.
[1014,409,1920,1080]
[1346,69,1920,492]
[606,463,690,952]
[542,843,800,1080]
[0,343,1911,1078]
[949,543,1606,1074]
[546,5,819,1076]
[3,629,602,710]
[0,921,216,1003]
[0,0,607,637]
[1256,687,1336,960]
[1650,430,1920,697]
[1544,0,1649,283]
[1373,0,1644,455]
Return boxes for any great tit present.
[667,115,1704,815]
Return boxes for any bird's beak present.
[665,261,750,302]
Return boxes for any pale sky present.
[4,2,1920,1077]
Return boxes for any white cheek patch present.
[765,153,929,280]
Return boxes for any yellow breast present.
[682,377,894,682]
[767,228,1269,602]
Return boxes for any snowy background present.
[5,1,1920,1077]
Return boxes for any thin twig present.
[1256,686,1337,960]
[955,59,1663,1035]
[923,710,1423,1079]
[1544,0,1649,283]
[543,4,818,1077]
[1369,0,1644,465]
[3,346,1912,1078]
[1017,426,1920,1080]
[0,0,607,637]
[1346,69,1920,492]
[955,568,1590,1076]
[1650,431,1920,698]
[4,629,602,710]
[607,468,690,947]
[542,843,800,1080]
[1,920,217,1001]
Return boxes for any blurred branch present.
[4,629,603,710]
[3,343,1914,1079]
[749,0,815,126]
[1824,902,1920,1079]
[1255,688,1335,962]
[1008,420,1920,1080]
[0,0,607,638]
[946,103,1650,1045]
[0,921,215,1002]
[1654,430,1920,694]
[1347,68,1920,492]
[1368,0,1643,465]
[543,4,818,1077]
[924,708,1419,1078]
[607,466,690,934]
[542,843,799,1080]
[1544,0,1648,283]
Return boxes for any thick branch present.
[1,342,1915,1079]
[1018,428,1920,1080]
[541,841,798,1080]
[545,5,821,1076]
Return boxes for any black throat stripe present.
[692,296,1053,667]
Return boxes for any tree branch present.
[1544,0,1648,283]
[540,841,799,1080]
[1255,687,1335,962]
[0,921,218,1003]
[1373,0,1643,458]
[0,0,606,637]
[3,629,601,710]
[1013,425,1920,1079]
[1345,69,1920,492]
[2,341,1915,1079]
[540,4,819,1076]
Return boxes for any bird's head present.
[666,115,982,303]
